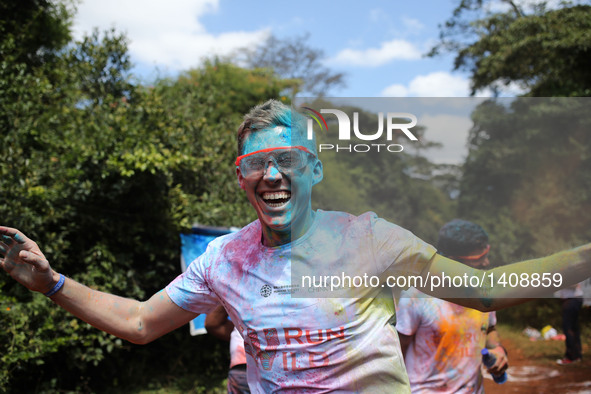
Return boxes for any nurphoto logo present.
[301,106,419,153]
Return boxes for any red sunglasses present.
[450,244,490,260]
[235,146,315,167]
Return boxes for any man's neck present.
[261,211,316,247]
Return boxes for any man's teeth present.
[263,192,290,200]
[262,191,291,206]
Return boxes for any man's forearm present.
[49,273,197,344]
[48,272,148,343]
[421,244,591,311]
[484,244,590,307]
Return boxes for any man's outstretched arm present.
[0,226,198,344]
[418,244,591,311]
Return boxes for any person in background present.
[205,305,250,393]
[396,219,508,393]
[555,282,584,365]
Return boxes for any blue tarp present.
[180,225,238,335]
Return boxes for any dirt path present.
[483,337,591,394]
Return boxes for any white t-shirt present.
[166,210,436,393]
[396,287,496,394]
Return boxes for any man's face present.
[236,126,322,241]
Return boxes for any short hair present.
[436,219,489,258]
[236,99,313,156]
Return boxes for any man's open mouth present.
[261,191,291,207]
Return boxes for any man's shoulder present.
[322,210,412,230]
[318,209,379,220]
[317,210,382,228]
[204,220,261,252]
[316,210,425,250]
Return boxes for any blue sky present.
[72,0,481,97]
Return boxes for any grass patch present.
[496,322,591,367]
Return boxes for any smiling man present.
[165,101,437,390]
[1,100,590,393]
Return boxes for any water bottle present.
[481,348,507,384]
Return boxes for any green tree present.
[431,2,591,326]
[0,0,73,68]
[431,1,591,96]
[458,98,591,263]
[236,34,346,97]
[0,26,291,393]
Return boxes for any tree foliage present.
[432,1,591,326]
[431,1,591,96]
[0,0,73,68]
[458,98,591,263]
[236,34,346,97]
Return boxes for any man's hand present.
[0,226,56,294]
[486,346,508,376]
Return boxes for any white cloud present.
[380,84,409,97]
[382,71,472,97]
[72,0,269,71]
[382,72,528,97]
[490,80,528,96]
[401,17,424,32]
[329,39,422,67]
